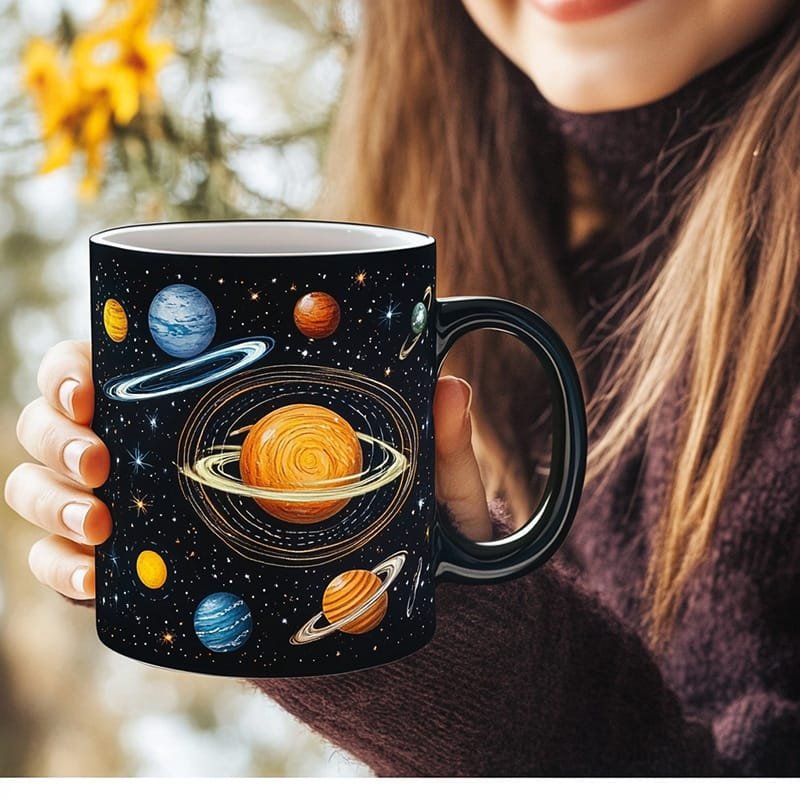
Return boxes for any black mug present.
[89,219,586,677]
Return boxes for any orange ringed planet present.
[240,403,363,524]
[322,569,388,634]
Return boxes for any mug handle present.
[432,296,587,583]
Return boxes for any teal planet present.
[148,284,217,359]
[193,591,253,653]
[411,301,427,335]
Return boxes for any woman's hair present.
[308,2,800,648]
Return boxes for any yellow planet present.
[103,298,128,343]
[136,549,168,589]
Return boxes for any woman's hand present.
[433,375,492,542]
[4,340,492,602]
[4,340,111,600]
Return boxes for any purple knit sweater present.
[64,27,800,776]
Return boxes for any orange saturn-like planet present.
[103,298,128,342]
[322,569,388,634]
[239,402,362,524]
[293,292,341,338]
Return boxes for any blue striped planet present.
[193,591,253,653]
[149,284,217,358]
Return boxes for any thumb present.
[434,375,492,542]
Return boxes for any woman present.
[4,0,799,776]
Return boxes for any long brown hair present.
[308,2,800,648]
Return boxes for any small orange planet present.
[240,402,362,524]
[293,292,340,338]
[103,298,128,342]
[322,569,387,634]
[136,549,168,589]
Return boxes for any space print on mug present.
[173,286,431,655]
[176,361,420,571]
[93,255,436,671]
[103,282,275,401]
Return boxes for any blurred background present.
[0,0,372,776]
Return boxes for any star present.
[354,270,367,286]
[161,631,175,644]
[384,366,392,376]
[378,298,401,332]
[250,290,260,301]
[127,444,152,474]
[105,538,122,573]
[147,412,159,431]
[129,493,150,516]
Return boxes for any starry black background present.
[89,224,437,678]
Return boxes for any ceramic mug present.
[88,218,586,677]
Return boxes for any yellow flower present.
[79,140,106,201]
[40,130,75,173]
[23,38,79,138]
[73,0,173,125]
[105,0,161,27]
[22,37,61,98]
[72,38,141,126]
[21,0,173,200]
[78,100,113,199]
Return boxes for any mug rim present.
[90,217,436,257]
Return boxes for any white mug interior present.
[90,219,434,257]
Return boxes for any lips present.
[527,0,643,24]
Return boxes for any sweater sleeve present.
[62,560,716,775]
[245,551,719,776]
[60,499,721,776]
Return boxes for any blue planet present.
[148,284,217,359]
[193,591,253,653]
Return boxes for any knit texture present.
[62,21,800,776]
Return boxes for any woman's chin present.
[523,57,703,113]
[460,0,794,114]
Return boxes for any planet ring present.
[399,285,433,361]
[103,338,275,401]
[406,556,424,618]
[179,433,408,503]
[289,551,407,645]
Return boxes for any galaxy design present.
[103,337,275,401]
[90,240,437,678]
[176,364,418,568]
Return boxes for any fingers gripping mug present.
[89,219,586,678]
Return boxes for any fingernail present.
[62,502,91,537]
[58,378,79,418]
[71,566,89,595]
[458,378,473,418]
[63,439,91,477]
